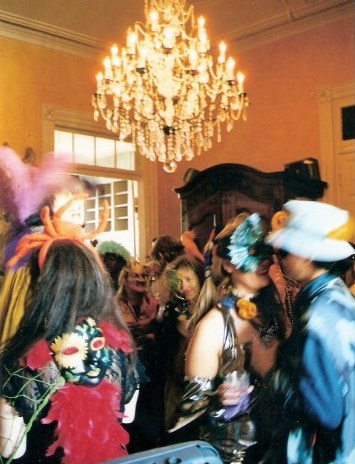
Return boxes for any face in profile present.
[151,274,171,306]
[278,251,311,284]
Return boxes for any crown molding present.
[0,10,105,58]
[221,1,355,51]
[0,2,354,57]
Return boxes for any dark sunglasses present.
[278,249,290,259]
[251,243,274,259]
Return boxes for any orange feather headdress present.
[6,194,109,271]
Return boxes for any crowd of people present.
[0,146,355,464]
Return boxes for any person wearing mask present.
[0,209,139,463]
[116,259,158,353]
[116,259,158,452]
[171,213,290,463]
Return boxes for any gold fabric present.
[0,267,30,347]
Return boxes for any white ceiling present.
[0,0,354,53]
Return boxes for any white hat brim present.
[267,228,355,261]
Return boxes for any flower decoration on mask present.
[51,333,88,369]
[50,317,111,386]
[227,213,268,273]
[236,298,258,320]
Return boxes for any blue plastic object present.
[102,440,223,464]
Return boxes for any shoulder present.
[309,278,355,325]
[195,306,225,332]
[190,307,226,351]
[186,307,225,376]
[307,282,355,345]
[117,299,128,312]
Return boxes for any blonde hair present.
[116,259,145,300]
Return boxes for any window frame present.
[42,105,158,261]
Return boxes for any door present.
[333,96,355,218]
[318,81,355,218]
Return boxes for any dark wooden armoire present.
[175,161,327,249]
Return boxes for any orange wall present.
[1,17,354,241]
[156,17,355,237]
[0,38,99,155]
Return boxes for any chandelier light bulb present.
[237,72,245,92]
[127,32,137,54]
[218,41,227,64]
[96,72,103,85]
[226,57,236,80]
[198,16,205,27]
[91,0,249,173]
[149,10,158,30]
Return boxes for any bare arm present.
[185,308,224,378]
[186,306,265,378]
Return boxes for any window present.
[43,106,158,261]
[54,129,139,256]
[84,177,138,256]
[341,105,355,141]
[54,129,135,170]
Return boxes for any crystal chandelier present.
[92,0,249,173]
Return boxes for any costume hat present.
[96,240,131,263]
[267,200,355,262]
[216,213,272,272]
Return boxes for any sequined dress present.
[174,288,288,464]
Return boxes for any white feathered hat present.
[267,200,355,262]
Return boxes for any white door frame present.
[318,80,355,206]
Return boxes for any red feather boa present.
[22,339,52,369]
[100,322,132,354]
[42,380,128,463]
[22,323,132,463]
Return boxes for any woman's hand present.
[218,381,254,406]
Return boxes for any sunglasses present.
[278,249,290,259]
[251,243,274,259]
